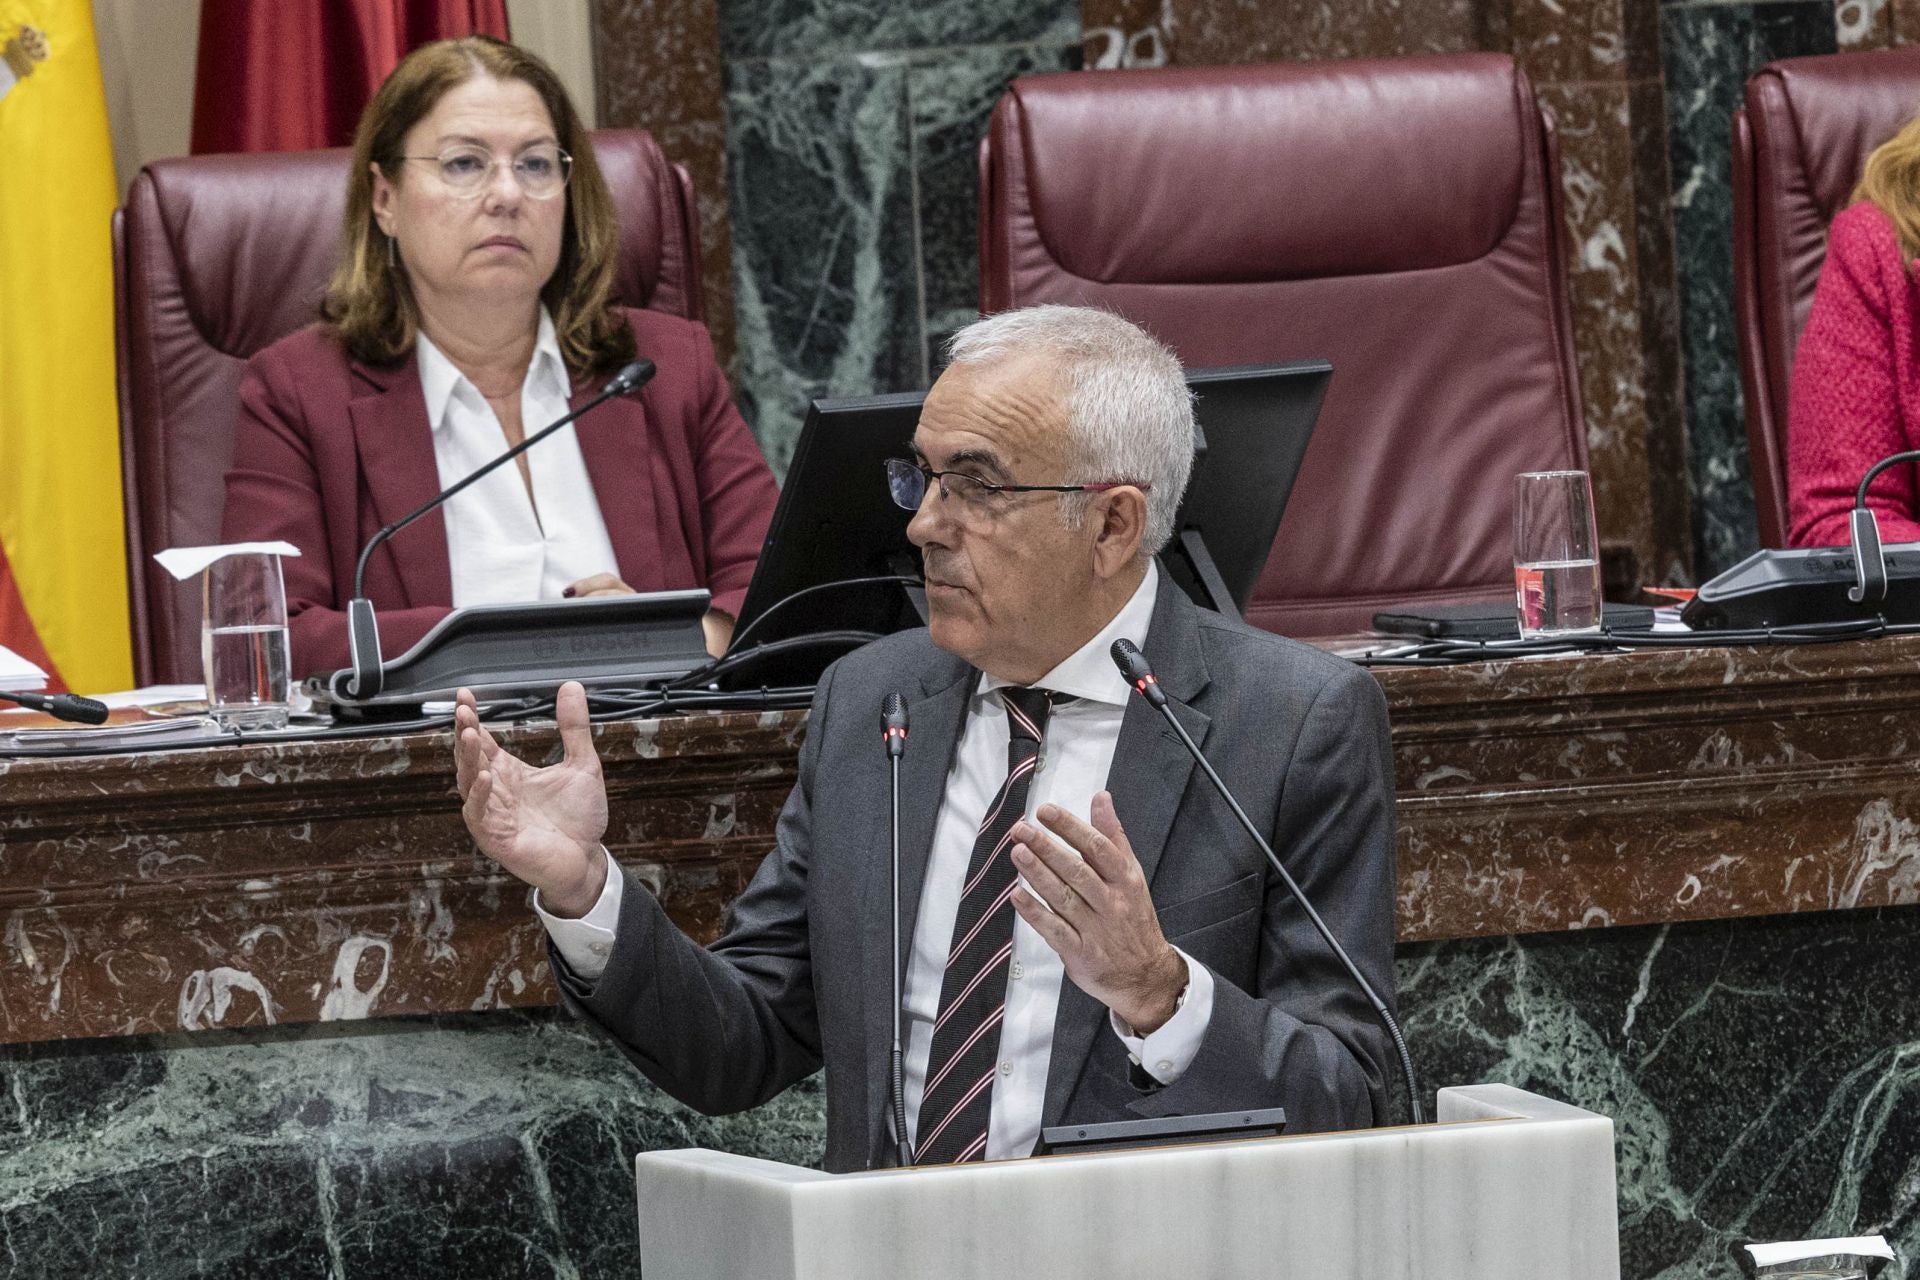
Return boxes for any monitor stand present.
[1161,527,1242,622]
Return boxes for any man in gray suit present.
[454,305,1398,1173]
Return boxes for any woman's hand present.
[701,611,734,659]
[561,576,731,657]
[563,572,634,599]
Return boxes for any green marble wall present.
[0,1011,824,1277]
[7,906,1918,1277]
[717,0,1082,473]
[1404,906,1920,1279]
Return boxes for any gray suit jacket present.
[555,578,1398,1173]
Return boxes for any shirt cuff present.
[1109,948,1216,1086]
[534,847,624,982]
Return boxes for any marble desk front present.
[2,633,1917,1046]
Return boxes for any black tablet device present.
[1371,600,1655,640]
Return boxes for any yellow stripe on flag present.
[0,0,131,693]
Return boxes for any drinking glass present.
[201,552,291,730]
[1513,470,1603,638]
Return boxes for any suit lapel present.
[1040,579,1213,1129]
[861,651,975,1159]
[346,359,451,608]
[572,379,671,592]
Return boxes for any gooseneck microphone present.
[881,691,913,1167]
[0,690,111,725]
[1847,449,1920,605]
[1110,638,1425,1126]
[341,359,658,698]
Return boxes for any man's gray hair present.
[944,305,1195,556]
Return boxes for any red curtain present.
[190,0,511,155]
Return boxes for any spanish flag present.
[0,0,129,693]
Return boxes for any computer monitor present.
[725,360,1331,678]
[726,391,929,663]
[1164,360,1331,616]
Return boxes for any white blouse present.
[415,308,622,608]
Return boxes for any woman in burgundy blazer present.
[225,307,777,677]
[221,37,777,678]
[1788,130,1920,547]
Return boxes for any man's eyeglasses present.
[398,144,573,200]
[884,457,1146,518]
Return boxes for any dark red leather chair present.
[979,54,1586,636]
[1733,47,1920,548]
[114,130,706,685]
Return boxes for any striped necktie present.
[914,685,1059,1165]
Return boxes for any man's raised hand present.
[454,680,610,917]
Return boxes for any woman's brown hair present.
[321,36,635,373]
[1854,113,1920,264]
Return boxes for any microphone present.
[340,359,657,698]
[1847,449,1920,605]
[1110,638,1425,1126]
[881,691,913,1166]
[0,690,111,725]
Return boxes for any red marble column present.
[592,0,738,369]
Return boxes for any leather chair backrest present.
[114,129,704,685]
[979,54,1586,636]
[1734,47,1920,548]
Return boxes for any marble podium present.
[631,1085,1622,1280]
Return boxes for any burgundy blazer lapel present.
[571,378,672,592]
[345,358,453,609]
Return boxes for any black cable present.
[669,629,883,691]
[1353,618,1920,667]
[1853,449,1920,510]
[721,574,922,659]
[583,684,816,723]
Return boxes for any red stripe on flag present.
[0,545,65,693]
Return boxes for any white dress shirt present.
[416,308,622,607]
[540,561,1215,1160]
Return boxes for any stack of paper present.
[0,644,48,693]
[0,686,222,751]
[0,706,227,751]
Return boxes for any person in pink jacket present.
[1788,124,1920,547]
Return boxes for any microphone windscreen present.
[610,359,657,395]
[52,695,110,725]
[883,691,908,732]
[1110,638,1152,685]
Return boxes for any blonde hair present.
[1853,112,1920,263]
[321,36,635,373]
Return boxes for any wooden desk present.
[4,633,1918,1045]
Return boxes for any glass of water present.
[1513,470,1603,638]
[201,551,291,730]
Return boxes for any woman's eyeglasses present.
[399,144,573,200]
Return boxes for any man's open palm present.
[454,681,610,914]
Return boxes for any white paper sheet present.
[153,542,301,582]
[0,643,49,693]
[1742,1237,1895,1268]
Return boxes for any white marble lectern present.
[633,1084,1620,1279]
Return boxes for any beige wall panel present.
[92,0,200,195]
[508,0,597,127]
